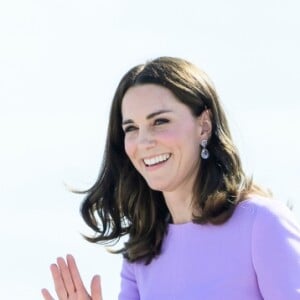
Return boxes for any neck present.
[163,190,195,224]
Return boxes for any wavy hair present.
[80,57,267,264]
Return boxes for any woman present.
[42,57,300,299]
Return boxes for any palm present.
[41,255,102,300]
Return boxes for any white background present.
[0,0,299,299]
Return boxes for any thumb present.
[91,275,102,300]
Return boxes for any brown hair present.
[80,57,268,264]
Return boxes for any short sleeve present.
[252,200,300,299]
[118,258,140,300]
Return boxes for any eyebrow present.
[122,109,172,125]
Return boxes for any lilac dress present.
[118,197,300,299]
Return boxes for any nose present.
[137,128,156,148]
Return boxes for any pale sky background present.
[0,0,299,299]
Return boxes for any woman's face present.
[121,84,207,194]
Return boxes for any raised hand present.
[41,254,102,300]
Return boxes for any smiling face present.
[121,84,209,195]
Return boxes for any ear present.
[197,109,212,141]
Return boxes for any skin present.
[41,254,102,300]
[122,84,211,224]
[42,84,212,298]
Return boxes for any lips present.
[143,153,171,166]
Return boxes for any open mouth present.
[143,153,171,167]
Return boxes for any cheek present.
[159,126,200,155]
[157,126,180,139]
[157,128,188,145]
[124,137,136,159]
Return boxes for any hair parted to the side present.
[80,57,268,264]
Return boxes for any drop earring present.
[200,139,209,159]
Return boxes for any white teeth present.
[144,154,171,166]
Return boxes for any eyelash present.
[153,118,169,125]
[124,125,137,133]
[123,118,169,133]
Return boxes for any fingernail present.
[66,254,74,261]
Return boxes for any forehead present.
[121,84,181,118]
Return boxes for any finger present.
[41,288,55,300]
[57,257,76,296]
[91,275,102,300]
[50,263,68,300]
[66,254,87,293]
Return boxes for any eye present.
[123,125,138,133]
[153,118,169,126]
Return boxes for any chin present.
[147,182,170,192]
[146,181,163,191]
[148,185,164,192]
